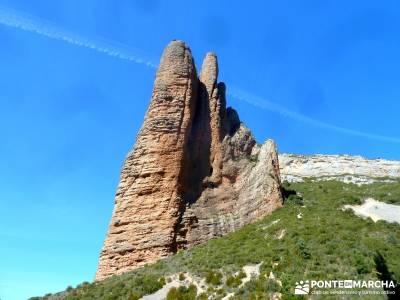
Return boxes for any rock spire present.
[95,40,283,281]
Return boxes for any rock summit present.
[96,41,283,281]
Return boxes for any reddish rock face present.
[95,40,283,281]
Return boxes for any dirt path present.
[344,198,400,224]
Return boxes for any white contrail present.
[228,87,400,144]
[1,6,399,145]
[0,5,158,68]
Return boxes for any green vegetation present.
[179,273,186,281]
[226,270,246,288]
[166,285,197,300]
[205,270,223,285]
[232,277,281,299]
[31,179,400,299]
[248,154,258,164]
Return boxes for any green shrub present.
[233,277,280,299]
[248,154,258,163]
[282,183,304,205]
[226,270,246,287]
[343,194,362,204]
[197,292,208,300]
[356,258,370,274]
[179,273,186,281]
[166,285,197,300]
[205,270,223,285]
[296,238,311,259]
[216,287,226,295]
[226,275,239,287]
[127,292,141,300]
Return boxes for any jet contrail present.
[0,6,158,68]
[1,5,399,145]
[228,87,400,144]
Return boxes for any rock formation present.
[95,40,283,281]
[280,154,400,184]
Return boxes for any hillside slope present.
[31,179,400,299]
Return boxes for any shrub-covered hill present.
[31,180,400,300]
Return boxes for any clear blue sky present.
[1,0,399,299]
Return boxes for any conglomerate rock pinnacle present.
[95,40,283,281]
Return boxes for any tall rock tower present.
[96,40,283,281]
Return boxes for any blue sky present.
[0,0,399,299]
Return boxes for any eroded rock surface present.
[96,41,282,281]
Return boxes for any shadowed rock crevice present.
[183,81,212,204]
[95,41,283,281]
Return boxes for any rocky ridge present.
[95,41,283,281]
[279,153,400,184]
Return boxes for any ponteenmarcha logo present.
[294,279,397,296]
[295,280,310,294]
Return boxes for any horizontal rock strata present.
[279,154,400,183]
